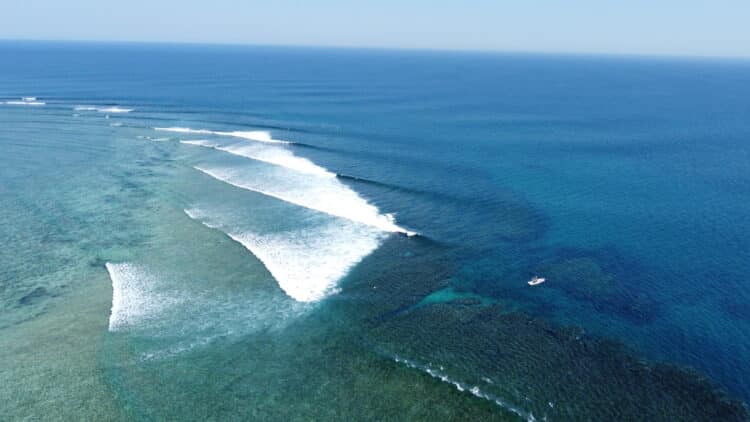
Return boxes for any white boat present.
[528,276,546,286]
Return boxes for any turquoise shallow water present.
[1,41,750,420]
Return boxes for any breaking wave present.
[194,165,415,236]
[5,97,45,106]
[181,139,334,177]
[184,208,385,302]
[74,105,133,113]
[105,262,181,332]
[155,126,289,144]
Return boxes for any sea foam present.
[155,126,289,144]
[105,262,180,332]
[184,208,384,302]
[194,165,415,236]
[181,139,334,177]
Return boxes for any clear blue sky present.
[2,0,749,57]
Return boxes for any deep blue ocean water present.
[1,41,749,420]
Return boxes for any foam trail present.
[194,166,415,236]
[105,262,180,332]
[184,208,384,302]
[181,139,334,177]
[155,126,289,144]
[392,355,536,421]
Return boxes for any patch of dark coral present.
[534,246,663,324]
[369,303,748,421]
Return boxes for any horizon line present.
[1,37,749,62]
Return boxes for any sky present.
[1,0,749,57]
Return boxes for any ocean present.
[1,41,749,420]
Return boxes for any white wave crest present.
[155,126,289,144]
[393,355,536,421]
[194,166,415,236]
[181,139,334,177]
[74,105,133,113]
[105,262,181,332]
[98,106,133,113]
[6,100,45,106]
[184,208,384,302]
[155,127,212,135]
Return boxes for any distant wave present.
[99,107,133,113]
[5,98,45,106]
[180,139,335,178]
[105,262,181,332]
[184,208,384,302]
[194,165,416,236]
[74,105,133,113]
[136,135,172,142]
[155,126,289,144]
[392,355,535,421]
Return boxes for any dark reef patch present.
[340,234,456,320]
[18,287,50,306]
[368,303,748,421]
[529,246,663,324]
[337,236,746,419]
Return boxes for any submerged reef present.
[338,237,748,420]
[369,303,748,421]
[537,254,662,324]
